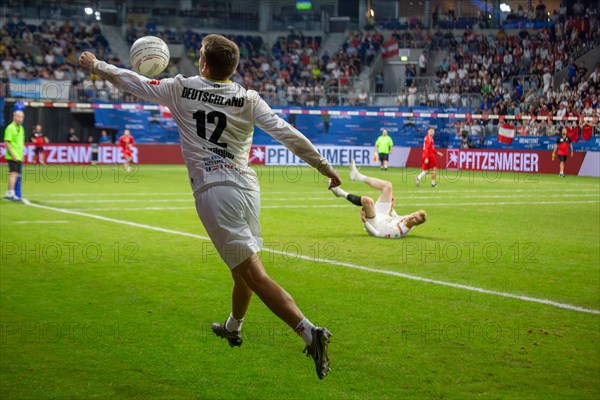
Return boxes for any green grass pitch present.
[1,164,599,399]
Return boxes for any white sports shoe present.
[349,160,360,181]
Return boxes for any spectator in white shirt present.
[2,57,13,72]
[556,103,567,119]
[407,83,417,107]
[418,52,427,75]
[396,91,407,106]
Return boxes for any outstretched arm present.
[253,95,341,188]
[80,52,173,105]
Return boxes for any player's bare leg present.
[4,172,18,200]
[431,167,438,187]
[8,172,17,190]
[217,254,332,379]
[416,168,429,186]
[231,254,303,328]
[348,160,393,201]
[360,196,376,218]
[559,161,565,176]
[124,156,133,172]
[231,272,253,320]
[211,272,253,347]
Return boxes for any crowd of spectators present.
[0,18,116,84]
[393,1,599,138]
[2,4,599,140]
[446,61,600,141]
[128,24,385,106]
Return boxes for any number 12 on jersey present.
[193,110,228,148]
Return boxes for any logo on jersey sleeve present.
[249,146,266,165]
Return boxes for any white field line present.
[15,220,70,224]
[24,202,600,315]
[262,200,600,208]
[36,188,600,198]
[39,192,192,197]
[71,206,197,211]
[37,193,600,204]
[68,200,600,211]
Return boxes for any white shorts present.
[375,201,393,215]
[365,200,393,228]
[194,185,263,269]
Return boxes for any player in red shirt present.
[415,127,443,187]
[118,129,135,172]
[30,124,47,164]
[552,127,574,177]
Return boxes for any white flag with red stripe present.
[159,105,172,118]
[498,123,515,144]
[382,40,399,59]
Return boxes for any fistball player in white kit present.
[331,161,427,238]
[80,34,341,380]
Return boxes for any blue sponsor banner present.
[253,106,468,148]
[9,78,71,100]
[480,136,600,152]
[92,103,599,151]
[93,103,179,143]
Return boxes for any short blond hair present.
[414,210,427,224]
[201,34,240,80]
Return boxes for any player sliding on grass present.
[331,160,427,238]
[80,34,341,380]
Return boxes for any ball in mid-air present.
[130,36,170,76]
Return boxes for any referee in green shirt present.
[375,129,393,170]
[4,110,25,201]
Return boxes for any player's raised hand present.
[327,170,342,189]
[317,162,342,189]
[79,52,98,71]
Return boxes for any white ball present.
[130,36,170,76]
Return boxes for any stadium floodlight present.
[95,11,100,16]
[96,15,101,21]
[500,3,511,12]
[84,7,93,15]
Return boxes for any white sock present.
[295,317,315,346]
[225,313,244,332]
[334,187,349,198]
[431,179,436,185]
[417,171,427,180]
[354,171,367,182]
[6,190,14,197]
